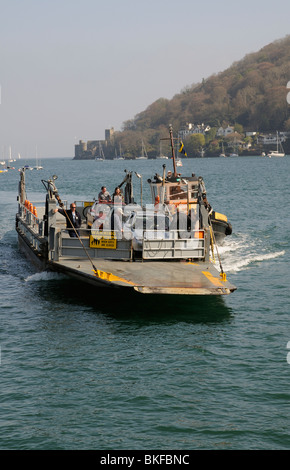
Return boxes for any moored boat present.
[267,131,285,158]
[135,140,148,160]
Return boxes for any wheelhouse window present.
[169,185,187,200]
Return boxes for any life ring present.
[83,204,93,218]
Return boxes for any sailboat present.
[34,146,43,170]
[136,140,148,159]
[156,141,168,159]
[267,132,285,158]
[229,135,239,157]
[157,155,168,159]
[0,154,8,172]
[220,142,226,157]
[113,144,124,160]
[8,146,16,162]
[95,142,105,161]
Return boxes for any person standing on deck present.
[98,186,111,203]
[55,203,82,237]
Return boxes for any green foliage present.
[184,134,205,156]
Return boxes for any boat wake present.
[25,271,68,282]
[213,233,285,273]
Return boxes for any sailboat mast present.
[169,125,177,177]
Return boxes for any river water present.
[0,155,289,450]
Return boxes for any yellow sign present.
[90,235,117,249]
[91,230,115,240]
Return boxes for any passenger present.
[94,210,106,230]
[154,195,161,212]
[190,208,200,232]
[112,187,124,205]
[164,199,176,216]
[98,186,111,203]
[55,203,82,237]
[111,207,123,239]
[89,202,99,219]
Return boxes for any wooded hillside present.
[112,35,290,157]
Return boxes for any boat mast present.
[169,125,177,177]
[277,131,284,152]
[160,125,178,176]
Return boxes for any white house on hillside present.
[216,126,235,137]
[257,133,286,145]
[178,123,211,140]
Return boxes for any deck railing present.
[18,202,207,262]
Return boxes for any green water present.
[0,156,289,449]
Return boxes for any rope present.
[208,211,227,281]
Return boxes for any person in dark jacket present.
[55,203,82,237]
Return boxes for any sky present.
[1,0,290,158]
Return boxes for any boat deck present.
[50,256,235,295]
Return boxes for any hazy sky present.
[1,0,290,158]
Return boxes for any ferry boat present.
[15,127,236,296]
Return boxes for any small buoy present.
[33,206,38,217]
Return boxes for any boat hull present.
[16,215,48,271]
[16,214,236,295]
[210,213,232,243]
[267,152,285,157]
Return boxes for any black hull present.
[211,217,232,243]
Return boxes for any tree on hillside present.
[184,134,205,157]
